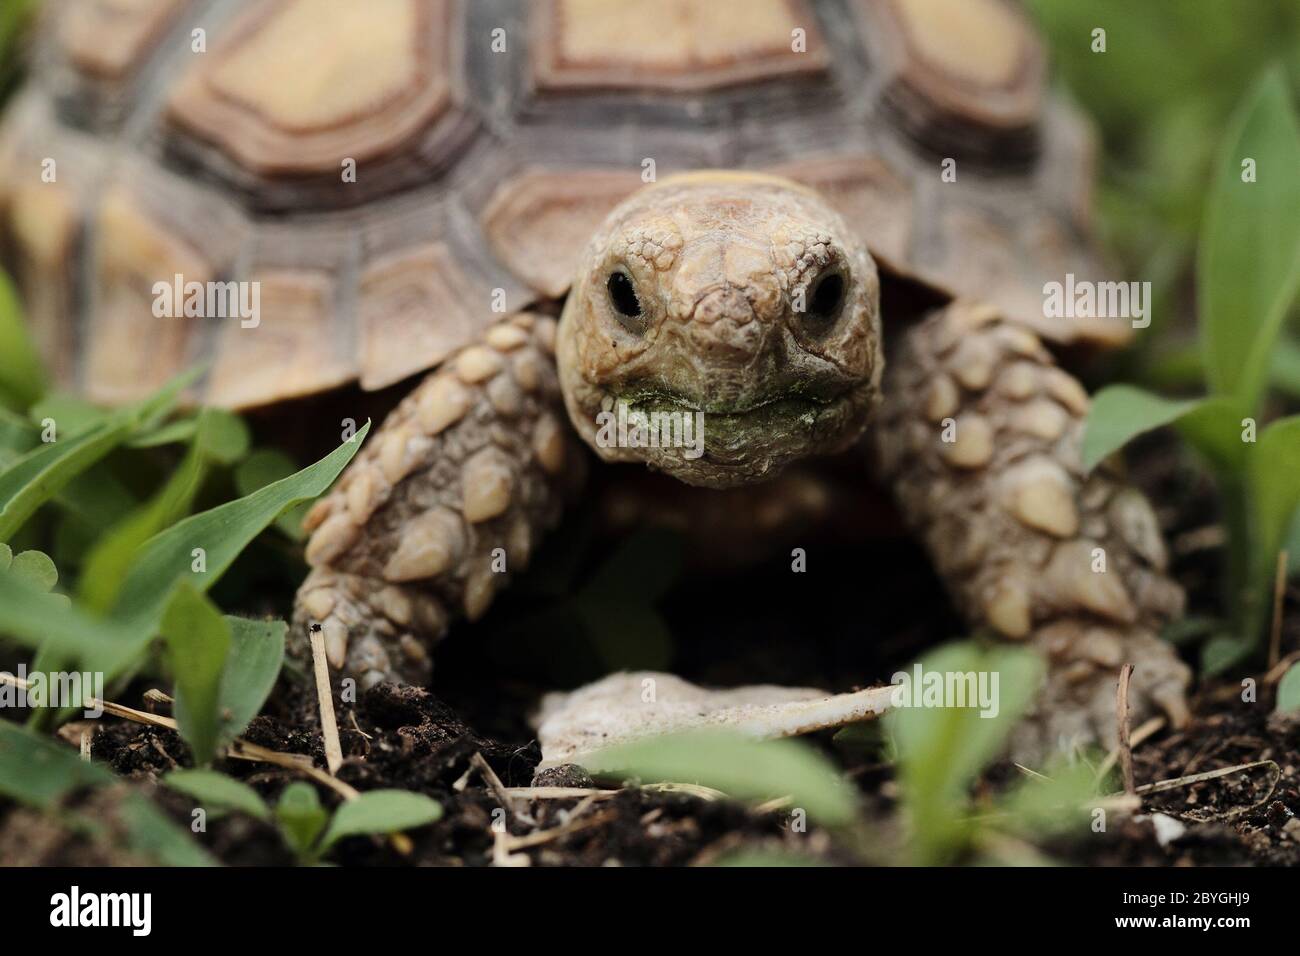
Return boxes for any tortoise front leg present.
[291,314,583,689]
[872,301,1192,760]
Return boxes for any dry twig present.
[307,624,344,775]
[1115,663,1136,795]
[1094,716,1165,786]
[1134,759,1281,824]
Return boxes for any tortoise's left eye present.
[804,269,846,326]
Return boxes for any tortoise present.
[0,0,1191,760]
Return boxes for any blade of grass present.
[1199,67,1300,409]
[78,409,248,612]
[0,269,45,410]
[0,370,195,540]
[110,421,369,626]
[160,584,231,765]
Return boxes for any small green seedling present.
[886,641,1102,865]
[583,727,858,829]
[0,723,214,866]
[1276,663,1300,715]
[165,771,443,865]
[0,544,65,605]
[0,393,366,699]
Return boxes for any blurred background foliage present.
[0,0,34,97]
[1026,0,1300,386]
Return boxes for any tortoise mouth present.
[590,378,875,483]
[601,388,861,445]
[607,380,854,419]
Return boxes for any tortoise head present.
[558,172,883,488]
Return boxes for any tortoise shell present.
[0,0,1119,411]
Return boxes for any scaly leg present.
[872,301,1191,760]
[291,314,583,689]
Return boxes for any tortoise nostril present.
[687,288,764,362]
[801,269,847,329]
[606,270,643,328]
[809,273,843,318]
[691,286,753,325]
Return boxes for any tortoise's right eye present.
[606,270,643,327]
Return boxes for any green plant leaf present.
[126,416,197,449]
[194,408,250,466]
[110,421,369,627]
[77,407,243,612]
[1082,386,1205,471]
[116,794,218,867]
[9,548,56,591]
[319,790,443,852]
[0,409,135,532]
[0,406,36,458]
[1271,334,1300,399]
[276,782,329,858]
[1251,416,1300,576]
[78,453,206,612]
[0,723,215,866]
[79,407,250,612]
[1176,397,1251,472]
[1,426,367,688]
[234,449,298,495]
[164,769,270,821]
[1287,512,1300,579]
[998,761,1099,838]
[234,449,307,540]
[1082,385,1251,474]
[886,641,1043,864]
[160,584,231,765]
[27,394,104,437]
[52,467,137,533]
[1161,615,1221,647]
[1277,663,1300,714]
[0,371,193,540]
[0,269,46,410]
[0,720,111,804]
[219,616,286,743]
[1201,632,1254,677]
[1231,414,1300,650]
[583,730,856,828]
[0,0,38,96]
[0,572,137,670]
[1199,67,1300,408]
